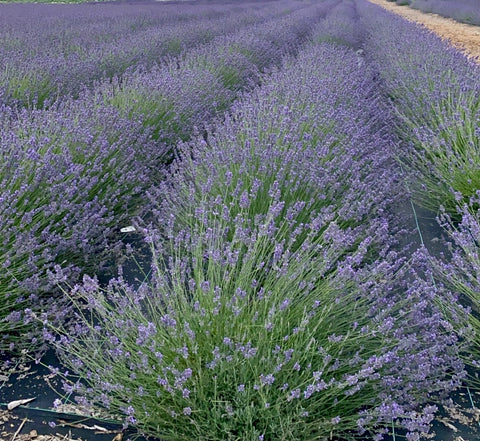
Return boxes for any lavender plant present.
[357,0,480,215]
[45,222,456,440]
[405,92,480,214]
[1,0,337,352]
[44,40,465,440]
[313,0,363,49]
[432,199,480,379]
[99,62,233,146]
[0,100,160,352]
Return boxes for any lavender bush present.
[0,99,160,352]
[433,199,480,379]
[43,39,466,440]
[411,0,480,26]
[313,0,363,49]
[358,0,480,215]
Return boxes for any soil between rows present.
[367,0,480,61]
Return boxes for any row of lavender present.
[93,0,337,147]
[362,1,480,212]
[0,0,300,108]
[387,0,480,27]
[40,2,473,440]
[358,0,480,382]
[0,0,335,352]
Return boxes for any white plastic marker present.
[120,226,136,233]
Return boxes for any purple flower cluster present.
[0,97,159,352]
[434,199,480,377]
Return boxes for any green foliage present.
[2,65,55,108]
[104,86,179,143]
[402,91,480,216]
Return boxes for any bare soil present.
[367,0,480,62]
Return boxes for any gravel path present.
[367,0,480,62]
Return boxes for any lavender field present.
[404,0,480,26]
[1,0,480,440]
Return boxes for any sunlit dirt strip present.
[367,0,480,62]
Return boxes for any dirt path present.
[367,0,480,62]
